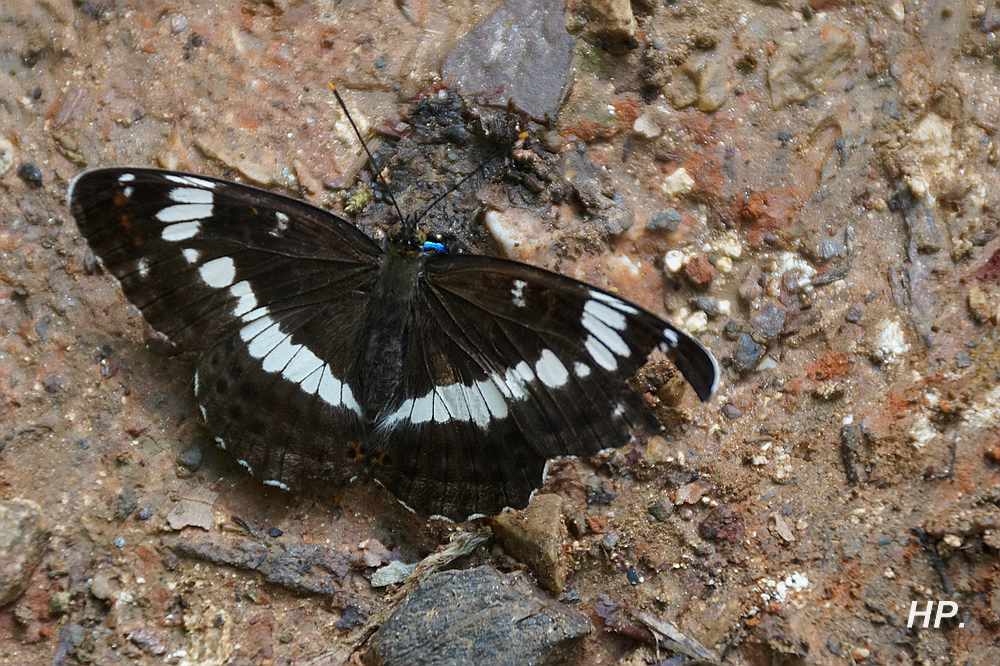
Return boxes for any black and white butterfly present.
[68,164,718,519]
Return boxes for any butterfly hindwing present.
[371,254,719,518]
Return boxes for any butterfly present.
[68,99,718,520]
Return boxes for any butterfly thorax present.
[359,248,427,423]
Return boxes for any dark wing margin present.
[69,167,382,491]
[68,167,382,351]
[370,254,719,519]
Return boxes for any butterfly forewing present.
[69,168,382,351]
[371,254,719,518]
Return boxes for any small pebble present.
[721,403,742,420]
[268,527,283,538]
[170,14,189,34]
[626,566,643,585]
[647,499,673,522]
[17,163,43,187]
[137,507,154,521]
[733,333,765,373]
[648,208,682,232]
[751,303,786,341]
[955,351,972,368]
[42,375,65,393]
[113,536,126,549]
[845,304,864,323]
[664,250,686,273]
[176,445,203,471]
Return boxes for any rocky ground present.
[1,0,999,664]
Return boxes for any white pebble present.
[684,310,708,333]
[664,250,686,273]
[662,168,695,197]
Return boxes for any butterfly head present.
[388,219,450,256]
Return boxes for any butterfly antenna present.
[328,83,406,225]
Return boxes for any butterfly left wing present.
[371,254,719,519]
[69,168,383,491]
[68,167,382,351]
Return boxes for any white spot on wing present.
[165,174,216,189]
[229,281,258,317]
[238,459,253,474]
[214,436,226,450]
[582,311,630,357]
[584,299,627,330]
[262,335,301,373]
[300,365,323,394]
[182,248,200,264]
[198,256,236,288]
[193,370,200,396]
[161,221,201,241]
[588,289,639,315]
[662,328,679,347]
[573,362,591,378]
[408,394,434,425]
[514,360,535,383]
[318,368,362,414]
[136,257,150,278]
[281,345,323,384]
[118,173,136,183]
[476,378,509,419]
[169,187,213,204]
[535,349,569,388]
[156,203,212,222]
[263,479,290,491]
[199,404,208,421]
[123,186,133,198]
[240,314,274,342]
[511,279,526,308]
[246,319,284,358]
[585,335,618,371]
[271,211,290,237]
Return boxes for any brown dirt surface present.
[2,1,999,665]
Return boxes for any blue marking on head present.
[421,240,447,254]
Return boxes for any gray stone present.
[817,237,846,261]
[903,197,944,254]
[690,296,725,318]
[366,566,590,666]
[733,333,765,374]
[176,444,203,471]
[168,535,351,598]
[0,499,50,606]
[751,303,786,341]
[648,208,682,232]
[442,0,575,121]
